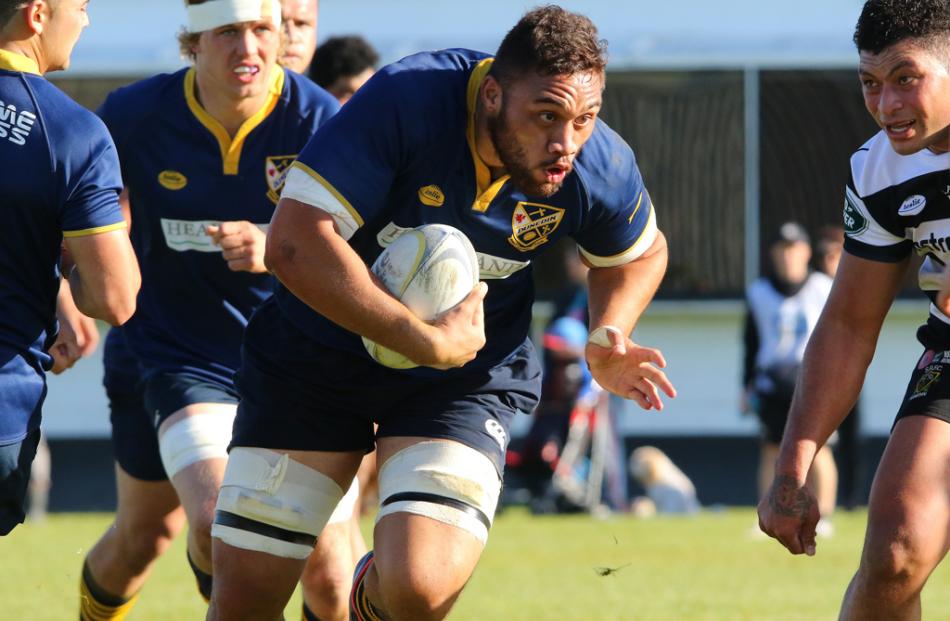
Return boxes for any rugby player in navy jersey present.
[77,1,343,619]
[0,0,139,537]
[275,1,372,620]
[759,2,950,619]
[208,7,676,621]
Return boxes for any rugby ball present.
[363,224,480,369]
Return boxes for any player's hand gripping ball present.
[363,224,480,369]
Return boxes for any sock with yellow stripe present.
[79,560,139,621]
[349,551,384,621]
[186,549,213,602]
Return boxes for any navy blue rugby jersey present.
[842,130,950,344]
[277,49,658,372]
[0,50,125,443]
[98,67,339,385]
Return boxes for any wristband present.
[588,325,624,348]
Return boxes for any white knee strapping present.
[158,411,235,478]
[211,447,345,559]
[376,441,501,544]
[327,477,360,524]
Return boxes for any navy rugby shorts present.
[231,297,542,474]
[0,428,40,535]
[107,384,166,481]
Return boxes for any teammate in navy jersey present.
[77,2,343,619]
[0,0,139,537]
[208,7,675,621]
[759,2,950,618]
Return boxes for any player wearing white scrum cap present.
[77,2,341,619]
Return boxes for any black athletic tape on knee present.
[214,510,317,547]
[381,491,491,531]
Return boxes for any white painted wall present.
[42,300,929,439]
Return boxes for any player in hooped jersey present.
[76,2,342,619]
[208,7,676,621]
[759,2,950,619]
[0,0,139,536]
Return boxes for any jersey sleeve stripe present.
[577,205,658,267]
[283,163,364,240]
[843,236,912,263]
[62,222,127,238]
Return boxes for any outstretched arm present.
[759,251,908,555]
[584,231,676,410]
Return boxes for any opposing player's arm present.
[64,229,140,326]
[265,197,486,368]
[583,231,676,409]
[775,251,908,483]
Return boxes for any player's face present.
[194,19,280,102]
[278,0,317,73]
[327,67,374,104]
[40,0,90,72]
[860,39,950,155]
[488,70,603,197]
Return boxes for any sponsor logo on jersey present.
[160,218,268,253]
[375,221,530,279]
[484,419,508,450]
[843,191,868,236]
[265,155,297,204]
[913,219,950,256]
[158,170,188,190]
[899,194,927,216]
[508,202,564,252]
[910,363,943,400]
[418,185,445,207]
[0,100,36,147]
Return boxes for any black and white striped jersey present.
[844,130,950,329]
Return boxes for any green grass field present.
[3,508,950,620]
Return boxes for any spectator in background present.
[278,0,318,74]
[308,34,379,104]
[815,225,864,510]
[743,222,837,536]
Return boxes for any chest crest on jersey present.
[265,155,297,204]
[508,202,564,252]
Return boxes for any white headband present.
[187,0,281,33]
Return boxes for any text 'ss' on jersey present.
[0,50,125,443]
[278,49,659,372]
[97,67,339,385]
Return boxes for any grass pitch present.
[3,508,950,620]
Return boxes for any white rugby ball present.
[363,224,480,369]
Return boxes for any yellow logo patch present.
[158,170,187,190]
[265,155,297,204]
[418,185,445,207]
[508,202,565,252]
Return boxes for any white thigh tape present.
[158,411,235,478]
[212,448,345,559]
[375,441,501,544]
[327,477,360,525]
[187,0,280,33]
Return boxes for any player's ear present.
[25,0,50,35]
[481,74,503,114]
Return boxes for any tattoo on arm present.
[769,474,813,517]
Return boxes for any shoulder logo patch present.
[899,194,927,216]
[418,185,445,207]
[843,194,868,236]
[158,170,187,190]
[508,202,565,252]
[265,155,297,204]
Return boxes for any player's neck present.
[473,99,507,180]
[193,74,270,137]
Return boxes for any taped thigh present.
[212,447,345,559]
[376,441,501,544]
[327,477,360,525]
[158,411,235,478]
